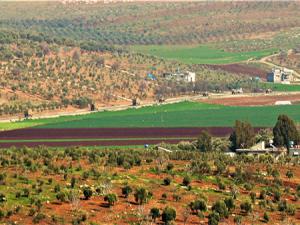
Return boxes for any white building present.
[163,71,196,83]
[267,68,294,84]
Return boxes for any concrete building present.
[163,71,196,83]
[267,68,294,84]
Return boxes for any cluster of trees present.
[196,114,299,153]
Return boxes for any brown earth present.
[205,63,268,79]
[199,94,300,106]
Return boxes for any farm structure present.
[267,68,294,84]
[162,71,196,82]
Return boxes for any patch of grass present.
[1,101,300,130]
[259,82,300,92]
[131,45,276,65]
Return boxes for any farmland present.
[0,146,299,224]
[131,45,276,65]
[1,1,300,225]
[1,101,300,131]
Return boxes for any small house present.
[163,71,196,83]
[267,68,294,84]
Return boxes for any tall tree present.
[197,131,212,152]
[273,115,299,150]
[229,120,255,150]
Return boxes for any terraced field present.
[131,45,276,64]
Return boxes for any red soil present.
[0,127,266,148]
[0,127,234,140]
[199,94,300,106]
[205,64,268,79]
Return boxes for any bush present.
[54,184,60,193]
[273,190,281,202]
[250,192,256,203]
[150,207,160,222]
[71,177,76,188]
[161,206,176,224]
[104,193,117,207]
[190,199,207,213]
[0,193,6,202]
[212,200,229,219]
[263,212,269,223]
[240,201,252,215]
[121,185,132,198]
[134,187,150,205]
[33,213,46,224]
[234,215,242,225]
[208,212,220,225]
[83,187,93,200]
[244,183,253,191]
[166,163,174,171]
[259,190,266,199]
[182,176,191,186]
[163,177,171,186]
[56,192,66,203]
[224,197,235,212]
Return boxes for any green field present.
[1,101,300,130]
[131,45,277,64]
[260,82,300,92]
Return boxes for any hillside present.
[0,1,300,47]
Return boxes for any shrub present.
[286,170,293,179]
[122,185,132,198]
[259,190,266,199]
[83,187,93,200]
[54,184,60,193]
[208,212,220,225]
[163,177,171,186]
[56,192,66,203]
[182,176,191,186]
[224,197,235,212]
[250,192,256,203]
[22,188,30,197]
[104,193,117,207]
[244,183,253,191]
[234,215,242,225]
[190,199,207,213]
[273,190,281,202]
[172,194,181,202]
[212,200,229,219]
[71,177,76,188]
[134,187,150,205]
[161,206,176,225]
[150,207,160,222]
[166,163,174,171]
[0,193,6,202]
[263,212,269,223]
[33,213,46,224]
[0,209,4,219]
[240,201,252,215]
